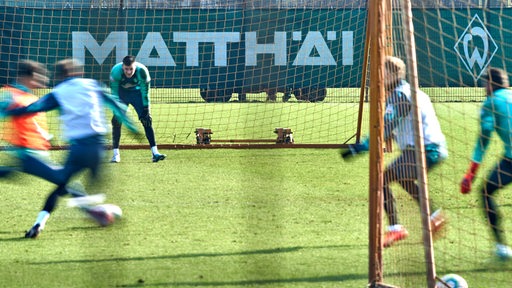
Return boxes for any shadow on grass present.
[0,225,114,241]
[114,262,512,287]
[30,244,361,265]
[113,264,512,287]
[23,242,512,287]
[116,274,365,287]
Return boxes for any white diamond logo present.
[454,14,498,81]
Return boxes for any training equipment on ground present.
[436,274,468,288]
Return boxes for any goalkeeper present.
[341,56,448,248]
[460,67,512,260]
[109,55,165,163]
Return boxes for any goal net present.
[0,1,370,148]
[377,0,512,287]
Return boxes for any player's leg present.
[0,149,61,180]
[0,166,16,177]
[24,184,67,238]
[19,152,65,184]
[110,95,128,163]
[424,147,447,233]
[382,151,410,247]
[393,148,446,235]
[25,140,103,238]
[67,140,113,226]
[132,96,166,162]
[24,159,81,238]
[111,115,123,163]
[482,157,512,259]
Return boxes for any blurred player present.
[2,58,138,238]
[460,67,512,260]
[109,55,165,163]
[341,56,448,248]
[0,60,53,177]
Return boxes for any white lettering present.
[342,31,353,65]
[137,32,176,66]
[293,31,336,66]
[72,31,354,67]
[72,31,128,64]
[173,32,240,66]
[245,32,287,66]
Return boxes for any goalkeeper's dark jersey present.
[110,62,151,106]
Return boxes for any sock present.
[388,224,404,232]
[35,211,50,230]
[113,148,120,156]
[430,208,442,220]
[151,146,159,155]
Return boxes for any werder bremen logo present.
[454,14,498,80]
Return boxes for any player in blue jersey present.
[109,55,165,163]
[461,67,512,260]
[342,56,448,248]
[2,58,138,238]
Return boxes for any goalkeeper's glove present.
[341,143,369,160]
[460,161,480,194]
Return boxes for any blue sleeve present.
[472,98,494,163]
[101,89,139,133]
[4,93,59,116]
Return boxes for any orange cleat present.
[383,226,409,248]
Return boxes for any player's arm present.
[460,99,494,193]
[101,88,139,134]
[109,64,122,98]
[3,93,59,116]
[138,64,151,107]
[340,137,369,159]
[472,101,494,162]
[342,90,410,160]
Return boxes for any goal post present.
[401,0,437,286]
[367,0,387,285]
[367,0,439,284]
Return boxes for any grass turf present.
[1,100,512,287]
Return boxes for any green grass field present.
[1,100,512,287]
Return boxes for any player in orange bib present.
[0,60,53,177]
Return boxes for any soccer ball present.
[96,204,123,219]
[436,274,468,288]
[85,204,122,227]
